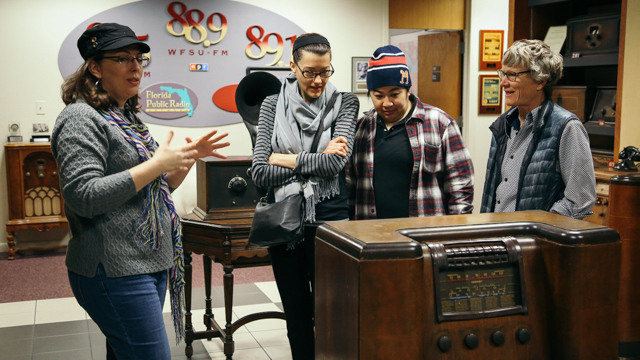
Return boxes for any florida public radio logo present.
[190,63,208,71]
[140,83,199,120]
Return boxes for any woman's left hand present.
[185,129,230,159]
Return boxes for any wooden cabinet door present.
[418,31,463,123]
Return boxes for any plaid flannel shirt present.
[346,97,474,220]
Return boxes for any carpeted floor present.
[0,248,275,303]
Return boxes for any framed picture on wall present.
[352,57,369,94]
[479,30,504,70]
[479,75,502,115]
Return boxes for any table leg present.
[184,251,194,358]
[223,263,234,360]
[203,255,213,334]
[7,232,15,260]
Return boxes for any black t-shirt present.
[315,170,348,221]
[373,101,416,219]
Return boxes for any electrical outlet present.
[36,101,45,115]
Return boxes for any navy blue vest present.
[480,99,577,213]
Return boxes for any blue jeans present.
[68,263,171,360]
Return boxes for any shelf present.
[563,53,619,67]
[529,0,568,5]
[584,122,615,136]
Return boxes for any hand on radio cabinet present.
[185,129,230,159]
[323,136,349,157]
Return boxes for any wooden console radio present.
[315,211,620,359]
[4,143,68,259]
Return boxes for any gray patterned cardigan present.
[51,102,173,278]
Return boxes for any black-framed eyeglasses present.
[102,55,149,67]
[497,69,531,81]
[295,62,334,79]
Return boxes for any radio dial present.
[491,330,505,346]
[228,176,247,195]
[437,335,452,352]
[464,333,479,349]
[516,327,531,344]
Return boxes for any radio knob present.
[228,176,247,195]
[516,328,531,344]
[437,335,452,352]
[491,330,505,346]
[464,333,479,349]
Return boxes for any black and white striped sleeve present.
[294,92,359,178]
[251,95,298,187]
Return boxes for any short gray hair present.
[503,39,563,99]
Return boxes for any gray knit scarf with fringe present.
[271,73,342,229]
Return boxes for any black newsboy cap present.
[77,23,150,60]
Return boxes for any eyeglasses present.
[102,55,149,67]
[497,69,531,81]
[295,62,334,79]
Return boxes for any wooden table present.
[180,213,285,359]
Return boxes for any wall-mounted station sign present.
[58,0,304,127]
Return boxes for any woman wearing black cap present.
[251,33,359,359]
[51,23,229,359]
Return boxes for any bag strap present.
[310,92,340,153]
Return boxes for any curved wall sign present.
[58,0,303,127]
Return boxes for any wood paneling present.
[608,175,640,345]
[389,0,465,30]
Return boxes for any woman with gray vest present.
[51,23,229,359]
[480,39,596,218]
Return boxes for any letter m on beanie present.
[400,70,409,85]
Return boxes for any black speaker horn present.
[235,71,282,149]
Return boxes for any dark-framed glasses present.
[497,69,531,81]
[295,62,334,79]
[102,55,149,67]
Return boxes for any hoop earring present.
[95,79,102,91]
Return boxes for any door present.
[418,31,463,124]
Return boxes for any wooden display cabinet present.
[5,143,68,259]
[509,0,624,160]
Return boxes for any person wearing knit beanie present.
[346,45,475,220]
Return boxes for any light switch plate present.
[36,101,45,115]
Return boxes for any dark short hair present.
[292,33,331,63]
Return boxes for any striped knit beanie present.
[366,45,412,90]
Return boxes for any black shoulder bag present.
[248,92,340,248]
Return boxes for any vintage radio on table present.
[315,211,620,360]
[193,156,264,220]
[551,86,595,122]
[589,86,617,125]
[564,13,621,66]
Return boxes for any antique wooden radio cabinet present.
[4,143,68,259]
[315,211,620,359]
[194,155,263,220]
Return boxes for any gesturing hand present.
[153,130,198,173]
[323,136,349,157]
[185,129,231,159]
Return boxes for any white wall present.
[0,0,388,252]
[461,0,510,213]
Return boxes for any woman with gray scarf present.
[251,33,359,359]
